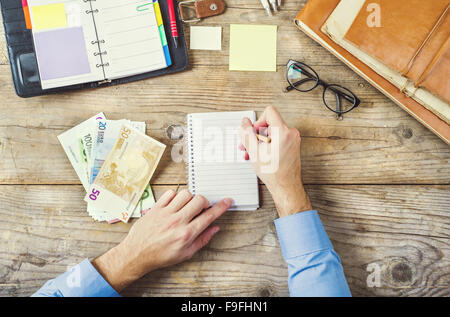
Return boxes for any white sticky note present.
[190,26,222,50]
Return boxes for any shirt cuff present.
[274,210,333,260]
[53,259,120,297]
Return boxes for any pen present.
[269,0,278,12]
[259,0,272,16]
[167,0,179,48]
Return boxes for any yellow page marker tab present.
[154,2,163,26]
[229,24,277,72]
[31,3,67,30]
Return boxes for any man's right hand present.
[239,106,312,218]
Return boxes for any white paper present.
[190,26,222,50]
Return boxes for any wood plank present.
[0,184,448,296]
[1,2,448,185]
[0,63,449,185]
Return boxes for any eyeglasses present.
[284,60,360,120]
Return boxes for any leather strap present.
[195,0,226,18]
[179,0,226,22]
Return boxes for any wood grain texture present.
[0,0,449,298]
[0,64,449,185]
[0,185,448,297]
[0,2,449,185]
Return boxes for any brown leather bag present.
[345,0,450,104]
[295,0,450,144]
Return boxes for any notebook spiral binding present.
[187,115,196,194]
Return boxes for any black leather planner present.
[0,0,188,98]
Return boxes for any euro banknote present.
[59,114,161,224]
[57,113,106,191]
[85,124,166,222]
[87,120,150,221]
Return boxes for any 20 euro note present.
[58,113,106,191]
[90,119,131,184]
[84,124,166,223]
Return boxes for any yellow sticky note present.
[229,24,277,72]
[31,3,67,30]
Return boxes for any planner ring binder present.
[91,40,106,45]
[187,115,196,193]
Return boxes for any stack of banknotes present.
[58,113,166,223]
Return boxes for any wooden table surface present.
[0,0,449,297]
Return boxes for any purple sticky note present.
[34,27,91,81]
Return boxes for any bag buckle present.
[178,0,226,23]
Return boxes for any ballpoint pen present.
[260,0,272,16]
[167,0,179,48]
[269,0,278,12]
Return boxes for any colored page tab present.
[154,1,163,25]
[31,3,67,30]
[229,24,277,72]
[154,0,172,66]
[23,5,32,29]
[159,25,167,46]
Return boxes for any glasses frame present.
[284,60,361,119]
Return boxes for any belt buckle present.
[178,0,202,23]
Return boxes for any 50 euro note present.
[87,120,151,221]
[88,184,156,223]
[84,124,166,223]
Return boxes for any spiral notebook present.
[187,111,260,211]
[27,0,168,89]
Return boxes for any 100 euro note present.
[58,113,106,191]
[85,124,166,223]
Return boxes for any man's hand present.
[93,189,231,292]
[239,106,312,218]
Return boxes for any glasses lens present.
[287,63,319,92]
[323,85,357,114]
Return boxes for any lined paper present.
[94,0,167,79]
[188,111,259,211]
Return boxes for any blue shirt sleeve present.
[275,210,351,297]
[32,258,120,297]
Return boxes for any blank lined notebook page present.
[94,0,167,79]
[187,111,259,211]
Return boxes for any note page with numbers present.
[93,0,167,79]
[187,111,260,211]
